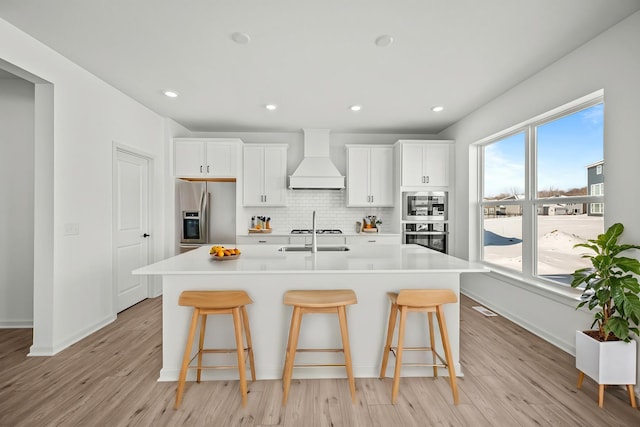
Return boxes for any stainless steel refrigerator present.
[177,179,236,252]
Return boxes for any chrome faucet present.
[311,210,317,253]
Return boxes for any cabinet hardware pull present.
[426,175,429,183]
[422,176,425,183]
[200,165,203,173]
[207,165,210,173]
[258,240,266,243]
[143,233,150,238]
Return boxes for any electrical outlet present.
[64,223,80,236]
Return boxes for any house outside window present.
[479,94,604,286]
[587,161,604,217]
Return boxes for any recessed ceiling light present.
[163,90,179,98]
[265,104,277,111]
[375,35,394,47]
[350,105,362,112]
[431,106,444,112]
[231,32,251,44]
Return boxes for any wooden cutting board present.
[248,228,273,233]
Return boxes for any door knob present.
[142,233,150,238]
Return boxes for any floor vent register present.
[472,306,498,317]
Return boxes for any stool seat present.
[284,289,357,307]
[380,289,459,405]
[175,290,256,409]
[179,290,253,309]
[282,289,358,405]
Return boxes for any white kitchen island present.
[133,244,487,382]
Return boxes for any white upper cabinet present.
[346,145,394,207]
[174,138,239,178]
[399,141,452,187]
[243,144,288,206]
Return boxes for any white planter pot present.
[575,330,637,385]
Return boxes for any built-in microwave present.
[402,191,447,221]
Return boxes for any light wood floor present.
[1,295,638,426]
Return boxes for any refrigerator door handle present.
[199,187,207,242]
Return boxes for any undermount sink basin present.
[278,246,351,252]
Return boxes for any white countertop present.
[134,244,487,275]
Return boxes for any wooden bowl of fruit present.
[209,245,241,260]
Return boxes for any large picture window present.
[479,95,604,286]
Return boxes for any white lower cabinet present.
[345,235,401,245]
[289,235,346,245]
[236,235,290,245]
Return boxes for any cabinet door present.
[174,140,205,177]
[243,146,265,206]
[205,141,236,177]
[369,146,394,206]
[401,144,425,186]
[263,146,287,206]
[423,144,449,186]
[346,147,371,206]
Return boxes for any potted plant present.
[571,222,640,407]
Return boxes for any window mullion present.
[522,125,535,279]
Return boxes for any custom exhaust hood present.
[288,129,345,189]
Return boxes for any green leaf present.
[605,316,630,341]
[611,244,640,257]
[622,293,640,318]
[620,276,640,293]
[605,223,624,246]
[613,257,640,274]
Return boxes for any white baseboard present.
[461,288,575,355]
[28,313,116,356]
[0,319,33,328]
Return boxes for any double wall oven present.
[402,191,448,253]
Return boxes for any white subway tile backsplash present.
[250,189,394,233]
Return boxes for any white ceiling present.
[1,0,639,134]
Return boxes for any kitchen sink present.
[278,246,350,252]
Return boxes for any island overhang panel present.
[133,244,488,382]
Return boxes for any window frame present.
[477,92,604,286]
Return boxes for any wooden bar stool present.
[379,289,459,405]
[174,290,256,409]
[281,289,358,405]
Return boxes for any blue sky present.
[484,104,604,197]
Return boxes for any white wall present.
[0,77,34,326]
[439,10,640,374]
[0,17,168,354]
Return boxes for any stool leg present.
[598,384,605,408]
[436,305,459,405]
[391,306,407,404]
[232,307,248,407]
[282,306,302,405]
[338,305,356,403]
[628,385,637,408]
[427,311,437,377]
[577,371,585,389]
[281,306,298,380]
[241,306,256,382]
[175,308,200,409]
[379,302,398,378]
[197,314,208,383]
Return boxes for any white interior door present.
[114,149,150,312]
